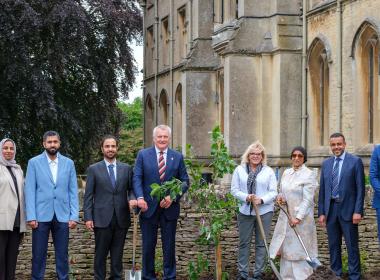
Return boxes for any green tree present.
[0,0,142,171]
[117,98,144,165]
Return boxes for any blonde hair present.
[241,140,267,165]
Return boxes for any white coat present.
[0,165,26,232]
[269,165,318,261]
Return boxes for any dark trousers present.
[376,208,380,244]
[0,228,22,280]
[94,214,128,280]
[140,208,177,280]
[327,200,361,280]
[32,216,69,280]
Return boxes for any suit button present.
[54,196,56,199]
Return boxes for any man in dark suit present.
[318,132,365,280]
[83,135,137,280]
[133,125,189,280]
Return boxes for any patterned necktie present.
[158,151,166,181]
[108,164,116,188]
[331,157,341,198]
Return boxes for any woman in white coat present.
[231,141,278,280]
[269,146,318,280]
[0,138,26,280]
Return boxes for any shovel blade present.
[125,270,142,280]
[306,257,322,270]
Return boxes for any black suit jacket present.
[83,160,134,228]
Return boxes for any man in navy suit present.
[318,132,365,280]
[369,144,380,244]
[24,131,79,280]
[133,125,189,280]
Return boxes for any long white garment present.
[269,165,318,280]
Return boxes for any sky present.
[126,42,143,103]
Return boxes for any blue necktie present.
[108,164,116,189]
[331,157,341,198]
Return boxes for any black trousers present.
[94,214,128,280]
[0,228,23,280]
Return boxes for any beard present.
[45,147,59,155]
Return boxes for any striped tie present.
[158,151,166,181]
[331,157,341,198]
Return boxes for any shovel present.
[125,208,142,280]
[277,202,322,270]
[251,202,283,280]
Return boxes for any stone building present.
[140,0,380,166]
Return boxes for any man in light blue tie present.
[318,132,365,280]
[24,131,79,280]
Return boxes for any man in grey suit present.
[83,135,137,280]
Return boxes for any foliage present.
[342,250,367,274]
[186,126,237,246]
[185,125,237,279]
[117,127,143,166]
[0,0,142,171]
[154,247,163,277]
[188,253,210,280]
[118,97,143,131]
[150,178,183,202]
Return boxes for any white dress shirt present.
[46,152,58,184]
[104,159,117,179]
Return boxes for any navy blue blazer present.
[133,147,189,220]
[318,152,365,221]
[369,145,380,208]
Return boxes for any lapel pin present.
[171,157,174,161]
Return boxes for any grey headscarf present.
[0,138,21,169]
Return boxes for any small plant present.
[188,253,210,280]
[185,125,237,280]
[150,178,183,201]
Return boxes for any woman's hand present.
[289,217,301,227]
[252,194,263,205]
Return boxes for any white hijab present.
[0,138,21,169]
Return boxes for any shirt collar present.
[45,151,59,164]
[155,146,168,155]
[104,159,117,167]
[334,151,346,161]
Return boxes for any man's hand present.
[85,220,94,231]
[252,195,262,205]
[352,213,362,224]
[28,220,38,229]
[68,221,77,229]
[137,198,148,212]
[318,215,326,227]
[160,196,172,209]
[129,199,138,210]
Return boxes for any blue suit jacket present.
[369,145,380,208]
[133,147,189,220]
[24,152,79,222]
[318,152,365,221]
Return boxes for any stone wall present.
[16,187,380,279]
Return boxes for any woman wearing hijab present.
[0,138,26,280]
[269,146,318,280]
[231,141,278,280]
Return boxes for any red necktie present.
[158,151,166,181]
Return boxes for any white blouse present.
[230,164,278,216]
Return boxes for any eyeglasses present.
[249,152,262,157]
[291,153,304,159]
